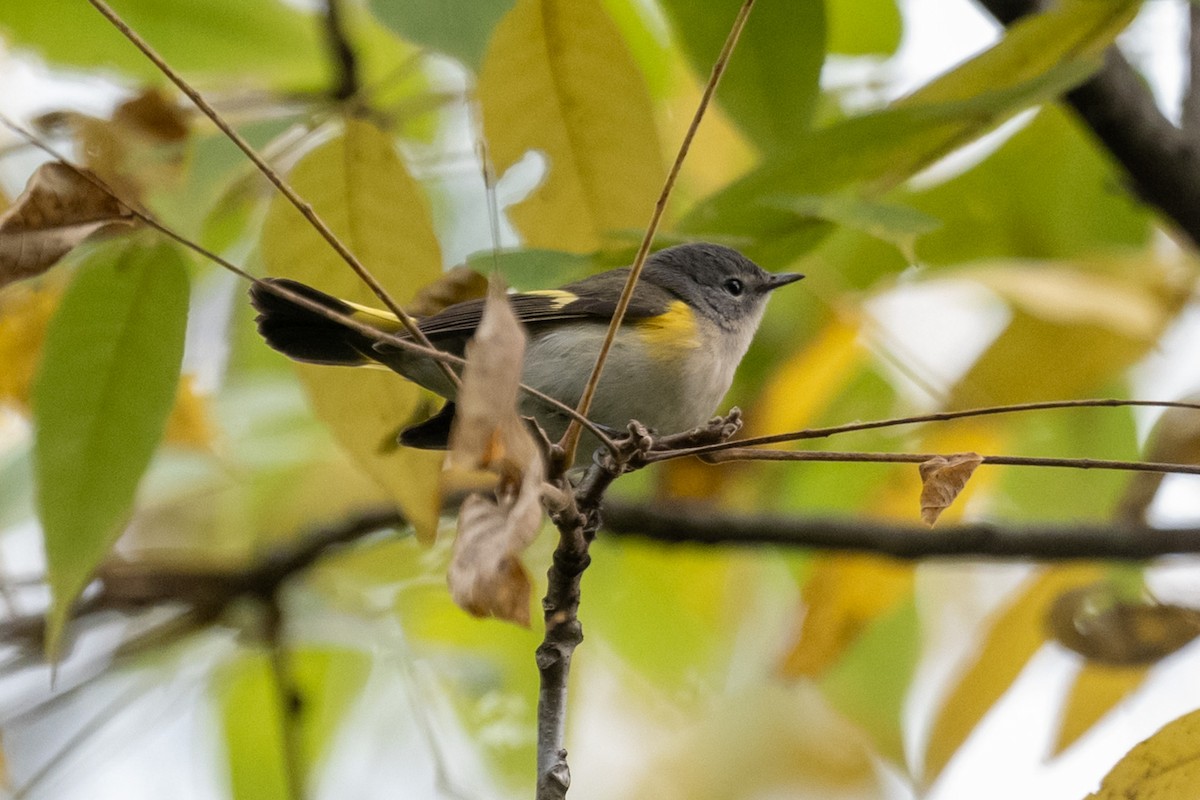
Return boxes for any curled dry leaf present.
[918,452,983,526]
[444,278,545,625]
[408,265,488,317]
[1049,583,1200,665]
[0,162,135,289]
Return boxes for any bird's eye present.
[724,278,744,296]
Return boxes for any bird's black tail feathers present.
[250,278,399,366]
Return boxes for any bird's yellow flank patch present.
[633,300,699,355]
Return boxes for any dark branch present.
[975,0,1200,248]
[1186,2,1200,132]
[601,500,1200,561]
[322,0,359,101]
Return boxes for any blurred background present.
[1,0,1198,798]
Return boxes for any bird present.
[250,242,802,453]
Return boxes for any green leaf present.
[681,0,1140,265]
[907,106,1150,265]
[826,0,902,56]
[768,194,940,258]
[260,118,445,543]
[819,596,919,763]
[368,0,514,70]
[660,0,825,152]
[463,248,593,290]
[33,239,188,654]
[217,648,371,800]
[0,0,329,89]
[477,0,666,252]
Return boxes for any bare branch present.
[701,447,1200,478]
[600,500,1200,561]
[84,0,461,390]
[975,0,1200,247]
[648,398,1200,462]
[557,0,758,466]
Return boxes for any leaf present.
[681,0,1139,265]
[163,374,217,450]
[217,648,371,800]
[0,162,136,289]
[1055,663,1150,754]
[368,0,514,70]
[260,118,444,543]
[948,260,1188,410]
[0,278,64,410]
[918,452,983,526]
[922,565,1106,781]
[33,239,189,655]
[1116,396,1200,523]
[1048,584,1200,665]
[0,0,331,89]
[769,194,940,260]
[1085,708,1200,800]
[826,0,902,56]
[659,0,825,152]
[444,280,545,625]
[477,0,666,252]
[780,556,914,678]
[818,597,920,763]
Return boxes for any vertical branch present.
[535,462,620,799]
[264,598,306,800]
[323,0,360,102]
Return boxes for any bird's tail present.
[249,278,404,366]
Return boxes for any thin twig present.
[0,115,619,457]
[601,500,1200,561]
[647,398,1200,462]
[557,0,758,467]
[84,0,461,390]
[702,447,1200,477]
[322,0,360,102]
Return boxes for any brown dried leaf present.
[918,452,983,526]
[1116,395,1200,523]
[408,265,488,317]
[444,278,545,624]
[0,163,135,289]
[1048,584,1200,665]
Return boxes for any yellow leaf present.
[261,118,444,542]
[1055,663,1148,754]
[1086,707,1200,799]
[922,564,1106,781]
[949,260,1188,408]
[918,452,983,526]
[781,556,914,678]
[0,279,62,409]
[752,315,866,436]
[478,0,666,252]
[163,374,217,449]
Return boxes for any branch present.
[322,0,360,102]
[600,500,1200,561]
[85,0,462,390]
[557,0,758,466]
[1185,2,1200,132]
[974,0,1200,248]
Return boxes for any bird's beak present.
[765,272,804,291]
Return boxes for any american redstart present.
[250,242,802,451]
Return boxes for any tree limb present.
[601,500,1200,561]
[974,0,1200,248]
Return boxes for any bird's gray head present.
[642,243,803,331]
